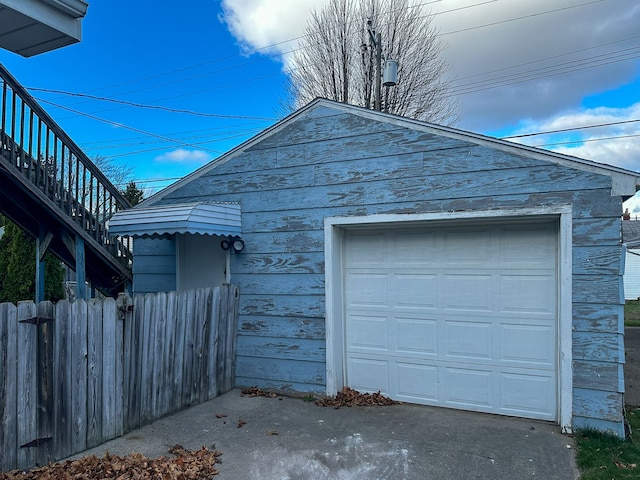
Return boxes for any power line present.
[502,119,640,139]
[28,88,277,120]
[536,132,640,147]
[37,98,225,154]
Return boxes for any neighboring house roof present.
[623,220,640,249]
[108,202,241,238]
[139,98,640,208]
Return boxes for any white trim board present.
[324,206,573,432]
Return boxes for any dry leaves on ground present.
[315,386,400,408]
[0,445,222,480]
[241,386,278,398]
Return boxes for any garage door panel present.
[501,324,555,366]
[444,321,492,360]
[348,357,389,395]
[346,272,387,307]
[395,317,438,355]
[347,314,388,351]
[395,362,439,402]
[394,274,438,308]
[500,372,555,418]
[443,274,493,311]
[445,367,492,407]
[499,275,556,314]
[394,231,437,264]
[344,223,558,421]
[500,228,556,265]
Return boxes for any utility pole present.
[367,20,396,112]
[367,20,382,112]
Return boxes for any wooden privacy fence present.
[0,285,239,472]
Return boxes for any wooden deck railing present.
[0,63,132,266]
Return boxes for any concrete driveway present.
[74,389,578,480]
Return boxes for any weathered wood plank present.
[235,356,325,388]
[35,301,54,466]
[113,296,126,438]
[181,289,196,408]
[151,292,167,420]
[163,291,178,415]
[573,275,624,304]
[101,298,118,441]
[225,285,240,393]
[234,377,325,395]
[124,294,142,431]
[216,286,229,397]
[573,387,623,422]
[573,331,624,363]
[247,112,403,151]
[0,302,18,472]
[573,360,623,392]
[133,274,177,297]
[572,303,623,333]
[194,288,211,404]
[52,300,71,461]
[573,246,623,275]
[238,315,325,340]
[573,217,621,245]
[140,294,155,425]
[171,290,185,413]
[16,301,37,470]
[133,255,178,275]
[86,300,103,449]
[233,273,324,295]
[237,336,325,363]
[240,294,325,318]
[133,237,176,256]
[207,287,221,399]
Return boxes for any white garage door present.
[344,222,558,420]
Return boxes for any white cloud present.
[219,0,640,131]
[154,148,212,164]
[219,0,327,57]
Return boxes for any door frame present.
[324,206,573,432]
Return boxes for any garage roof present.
[108,202,241,238]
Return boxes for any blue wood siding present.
[151,107,626,431]
[132,237,176,295]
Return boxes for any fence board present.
[0,285,239,473]
[0,302,18,471]
[17,301,37,470]
[53,300,71,461]
[70,299,88,455]
[152,292,167,419]
[36,301,54,466]
[208,288,221,399]
[163,291,177,416]
[140,294,155,425]
[181,289,196,408]
[87,300,103,449]
[101,298,118,441]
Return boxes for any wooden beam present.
[75,236,86,300]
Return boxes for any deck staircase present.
[0,63,132,296]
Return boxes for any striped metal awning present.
[108,202,241,238]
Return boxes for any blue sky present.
[1,0,638,206]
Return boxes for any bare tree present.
[286,0,459,124]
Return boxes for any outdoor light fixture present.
[221,236,245,253]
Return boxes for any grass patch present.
[624,300,640,327]
[575,407,640,479]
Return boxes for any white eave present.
[108,202,242,238]
[0,0,88,57]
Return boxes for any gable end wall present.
[155,109,626,435]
